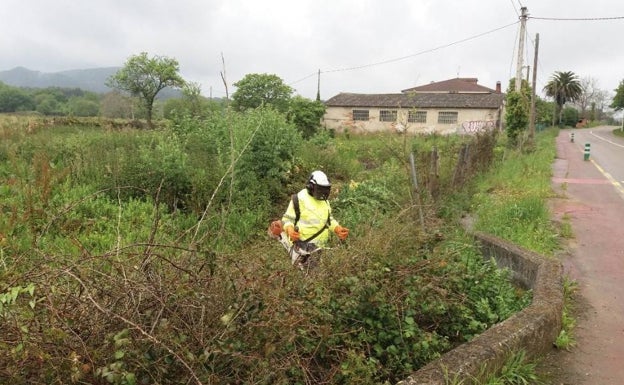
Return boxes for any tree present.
[574,76,599,119]
[100,91,139,119]
[535,98,555,125]
[232,73,293,113]
[163,83,224,120]
[286,96,326,139]
[0,83,35,112]
[561,106,579,127]
[67,97,100,117]
[543,71,582,126]
[107,52,185,129]
[611,80,624,112]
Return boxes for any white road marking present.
[590,130,624,148]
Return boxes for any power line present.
[509,0,520,17]
[530,15,624,21]
[288,21,519,86]
[326,21,519,73]
[509,21,519,82]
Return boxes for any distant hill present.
[0,66,119,93]
[0,66,181,98]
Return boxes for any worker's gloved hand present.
[286,226,300,241]
[269,220,283,236]
[334,225,349,241]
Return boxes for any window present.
[379,110,397,122]
[408,111,427,123]
[352,109,369,121]
[438,111,458,124]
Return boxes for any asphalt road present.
[546,126,624,384]
[567,126,624,199]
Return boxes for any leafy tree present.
[163,82,225,120]
[543,71,582,126]
[36,95,62,116]
[232,73,293,112]
[0,83,35,112]
[535,98,555,125]
[611,79,624,112]
[561,106,579,127]
[504,91,529,145]
[286,95,326,139]
[107,52,185,129]
[67,97,100,117]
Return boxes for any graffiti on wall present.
[461,120,495,133]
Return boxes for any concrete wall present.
[397,232,564,385]
[322,107,499,135]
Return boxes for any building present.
[322,78,505,135]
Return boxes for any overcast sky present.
[2,0,624,103]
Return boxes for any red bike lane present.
[544,130,624,384]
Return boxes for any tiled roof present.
[324,92,505,109]
[401,77,498,93]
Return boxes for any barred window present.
[437,111,458,124]
[408,111,427,123]
[352,109,369,121]
[379,110,397,122]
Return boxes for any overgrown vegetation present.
[470,129,560,256]
[0,113,546,384]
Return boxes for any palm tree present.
[543,71,582,126]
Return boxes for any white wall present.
[322,107,501,135]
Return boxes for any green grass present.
[555,277,578,350]
[443,350,544,385]
[471,128,560,256]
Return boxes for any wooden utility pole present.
[515,7,529,92]
[316,69,321,101]
[529,33,540,143]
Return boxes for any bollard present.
[570,132,575,142]
[584,143,590,161]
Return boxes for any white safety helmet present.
[306,170,331,200]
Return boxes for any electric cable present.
[509,0,520,17]
[288,21,519,86]
[530,16,624,21]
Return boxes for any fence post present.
[409,152,426,230]
[583,143,590,161]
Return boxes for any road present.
[545,126,624,385]
[568,126,624,198]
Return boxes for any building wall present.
[322,106,502,135]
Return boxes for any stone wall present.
[397,232,564,385]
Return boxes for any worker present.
[269,170,349,267]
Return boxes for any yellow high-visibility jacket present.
[281,189,339,246]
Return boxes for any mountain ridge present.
[0,66,182,99]
[0,66,121,93]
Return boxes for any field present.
[0,112,556,384]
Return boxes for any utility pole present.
[515,7,529,92]
[316,69,321,101]
[529,33,539,144]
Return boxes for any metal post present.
[584,143,590,161]
[570,132,574,142]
